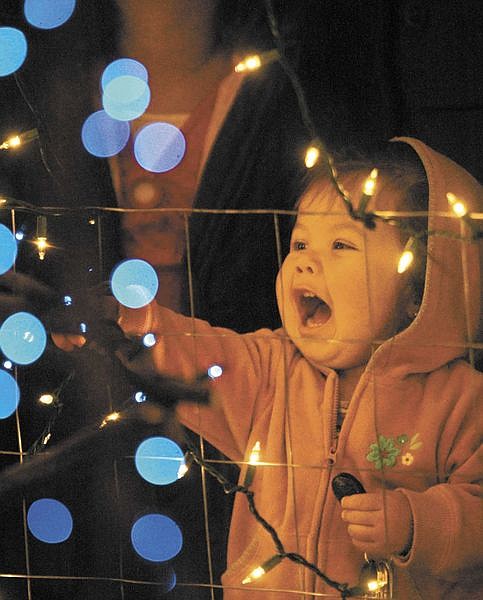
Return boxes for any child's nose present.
[296,257,318,274]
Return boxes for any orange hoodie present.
[119,138,483,599]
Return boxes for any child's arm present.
[118,302,283,461]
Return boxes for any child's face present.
[276,173,413,371]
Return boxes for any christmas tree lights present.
[447,192,468,218]
[397,237,415,274]
[0,128,39,151]
[243,440,261,487]
[234,49,280,73]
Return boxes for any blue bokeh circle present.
[81,110,130,158]
[27,498,73,543]
[0,312,47,365]
[0,27,28,77]
[135,437,186,485]
[134,122,186,173]
[24,0,76,30]
[110,259,159,309]
[103,75,151,122]
[131,514,182,562]
[101,58,148,91]
[0,370,21,419]
[0,224,18,275]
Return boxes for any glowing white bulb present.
[177,462,189,479]
[3,360,13,370]
[207,364,223,379]
[397,250,414,274]
[142,333,156,347]
[5,135,21,149]
[234,49,279,73]
[446,192,467,217]
[235,55,262,73]
[398,237,416,274]
[367,580,381,592]
[100,411,121,428]
[248,441,261,465]
[304,145,320,169]
[0,129,39,150]
[134,391,147,403]
[242,566,266,584]
[242,555,283,584]
[15,231,24,241]
[362,168,378,196]
[39,393,55,406]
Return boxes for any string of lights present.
[182,436,361,598]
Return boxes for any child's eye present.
[332,240,357,251]
[292,240,307,251]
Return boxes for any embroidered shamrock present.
[366,435,400,469]
[366,433,422,470]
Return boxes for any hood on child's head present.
[374,137,482,377]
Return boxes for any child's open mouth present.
[298,291,331,328]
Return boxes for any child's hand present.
[341,490,413,558]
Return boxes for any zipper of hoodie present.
[328,375,340,466]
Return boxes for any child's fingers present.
[341,509,379,526]
[347,523,376,543]
[341,493,381,511]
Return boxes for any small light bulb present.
[142,333,156,347]
[249,441,261,465]
[242,555,283,584]
[88,218,96,225]
[242,566,265,584]
[7,135,21,149]
[398,237,415,274]
[100,411,121,428]
[15,231,25,241]
[304,145,320,169]
[3,360,13,370]
[362,168,378,196]
[35,215,48,260]
[235,54,262,73]
[207,364,223,379]
[234,49,279,73]
[39,393,55,406]
[367,579,380,592]
[177,462,189,479]
[36,237,48,260]
[446,192,467,217]
[134,391,147,403]
[398,250,414,274]
[244,441,261,487]
[1,129,39,151]
[106,412,120,422]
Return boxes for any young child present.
[65,137,483,598]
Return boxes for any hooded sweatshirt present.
[119,138,483,599]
